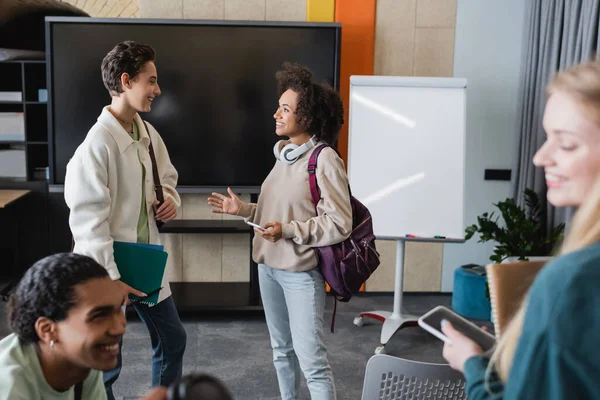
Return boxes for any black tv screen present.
[46,18,341,189]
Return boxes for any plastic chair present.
[362,354,466,400]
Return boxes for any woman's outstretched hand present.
[208,187,245,216]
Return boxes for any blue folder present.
[113,241,168,306]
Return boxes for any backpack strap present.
[308,145,353,213]
[142,120,165,206]
[308,144,330,213]
[143,120,165,228]
[308,144,345,333]
[74,381,83,400]
[331,297,337,333]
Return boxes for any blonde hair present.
[490,60,600,383]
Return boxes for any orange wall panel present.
[334,0,376,164]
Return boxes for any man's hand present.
[116,280,146,306]
[155,199,177,222]
[139,387,167,400]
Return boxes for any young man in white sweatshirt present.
[64,41,186,400]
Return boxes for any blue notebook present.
[113,241,168,306]
[124,242,164,252]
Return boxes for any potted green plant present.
[465,189,565,264]
[453,188,567,320]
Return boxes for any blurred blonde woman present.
[442,60,600,399]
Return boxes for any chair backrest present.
[486,260,548,337]
[362,354,466,400]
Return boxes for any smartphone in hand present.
[245,220,266,231]
[418,306,496,352]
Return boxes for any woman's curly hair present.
[7,253,108,344]
[275,62,344,145]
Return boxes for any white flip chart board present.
[347,76,467,240]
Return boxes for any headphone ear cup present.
[279,143,299,165]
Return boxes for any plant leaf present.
[466,188,564,261]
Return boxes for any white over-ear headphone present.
[273,136,317,165]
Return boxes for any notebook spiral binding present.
[130,296,158,307]
[485,264,501,337]
[135,299,155,306]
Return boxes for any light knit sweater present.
[238,143,352,272]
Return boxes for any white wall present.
[441,0,527,291]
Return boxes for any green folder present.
[113,241,168,306]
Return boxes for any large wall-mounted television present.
[46,18,341,190]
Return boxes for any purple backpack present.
[308,144,381,331]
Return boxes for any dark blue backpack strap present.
[308,144,329,213]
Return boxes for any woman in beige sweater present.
[209,63,352,400]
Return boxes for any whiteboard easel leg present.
[356,240,418,348]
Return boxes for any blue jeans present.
[259,264,336,400]
[104,296,187,400]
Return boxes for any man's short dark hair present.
[101,40,156,96]
[7,253,108,344]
